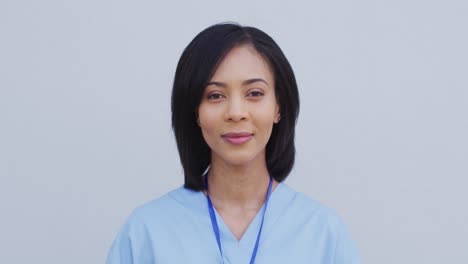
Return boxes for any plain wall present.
[1,0,467,263]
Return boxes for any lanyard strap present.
[205,175,273,264]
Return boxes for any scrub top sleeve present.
[106,209,155,264]
[329,212,361,264]
[106,220,134,264]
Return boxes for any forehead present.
[210,45,274,84]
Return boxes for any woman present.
[107,23,360,264]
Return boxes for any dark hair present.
[171,22,300,191]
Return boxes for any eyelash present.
[207,93,225,100]
[206,90,264,100]
[248,91,264,97]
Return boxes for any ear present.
[195,112,201,126]
[274,104,281,124]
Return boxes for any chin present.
[216,150,264,167]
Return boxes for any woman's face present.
[197,45,280,167]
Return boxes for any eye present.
[247,90,264,97]
[207,92,225,100]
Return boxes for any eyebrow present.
[206,78,269,88]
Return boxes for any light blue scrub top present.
[106,183,360,263]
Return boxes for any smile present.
[221,132,253,145]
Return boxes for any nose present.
[224,96,247,122]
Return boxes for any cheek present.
[199,108,216,129]
[198,108,218,142]
[256,109,276,138]
[201,125,216,140]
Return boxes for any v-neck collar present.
[172,182,296,250]
[205,183,288,247]
[210,193,265,246]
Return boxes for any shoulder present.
[106,187,205,254]
[106,186,205,263]
[279,184,361,263]
[125,186,204,226]
[280,183,343,225]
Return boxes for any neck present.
[205,158,278,211]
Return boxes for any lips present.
[221,132,253,145]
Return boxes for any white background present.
[1,0,467,263]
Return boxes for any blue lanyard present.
[205,175,273,264]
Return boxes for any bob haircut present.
[171,22,300,191]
